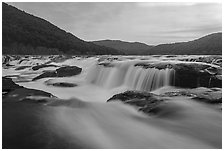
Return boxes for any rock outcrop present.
[107,91,164,115]
[2,77,23,95]
[135,61,222,88]
[161,87,222,104]
[3,77,55,103]
[32,66,82,81]
[32,64,58,71]
[44,81,78,87]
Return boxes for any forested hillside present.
[93,40,153,55]
[145,33,222,55]
[2,3,123,55]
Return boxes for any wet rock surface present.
[179,55,222,67]
[45,81,78,87]
[98,62,115,67]
[161,87,222,104]
[32,64,58,71]
[15,66,31,70]
[97,56,120,63]
[3,77,55,103]
[32,71,57,81]
[32,66,82,81]
[107,91,164,115]
[108,87,222,115]
[2,55,222,149]
[3,88,55,103]
[2,77,23,96]
[18,58,30,64]
[135,61,222,88]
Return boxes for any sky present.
[8,2,222,45]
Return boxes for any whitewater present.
[2,55,222,148]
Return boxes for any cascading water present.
[124,65,175,91]
[86,62,175,91]
[3,56,222,149]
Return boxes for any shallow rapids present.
[2,55,222,149]
[44,97,221,149]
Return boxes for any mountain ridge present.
[93,40,153,55]
[2,3,123,55]
[144,32,222,55]
[2,3,222,55]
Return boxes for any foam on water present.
[3,55,222,148]
[45,97,221,148]
[86,61,175,91]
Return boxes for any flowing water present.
[87,62,175,91]
[2,55,222,148]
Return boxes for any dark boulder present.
[173,63,221,88]
[2,55,11,64]
[135,61,173,70]
[32,66,82,81]
[98,62,115,67]
[135,61,222,88]
[107,90,164,115]
[15,66,30,70]
[45,81,78,87]
[2,77,55,103]
[97,57,119,63]
[3,87,55,103]
[56,66,82,77]
[2,77,23,95]
[19,58,29,64]
[32,71,57,81]
[32,64,58,71]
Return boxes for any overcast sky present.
[8,2,222,45]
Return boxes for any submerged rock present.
[161,87,222,104]
[107,91,164,115]
[32,66,82,81]
[15,66,31,70]
[45,81,78,87]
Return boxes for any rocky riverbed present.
[2,55,222,149]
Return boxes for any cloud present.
[136,2,198,7]
[8,2,222,45]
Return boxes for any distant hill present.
[145,33,222,55]
[2,3,123,55]
[2,3,221,55]
[93,40,153,55]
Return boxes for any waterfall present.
[87,62,175,91]
[123,66,175,91]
